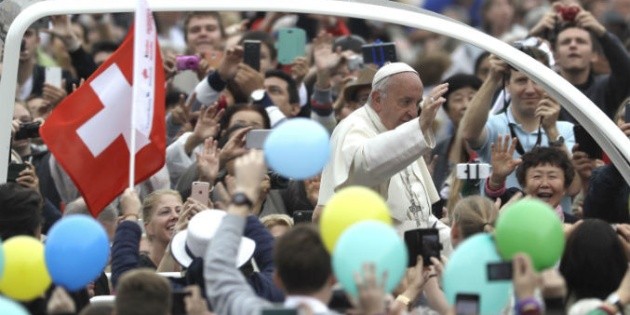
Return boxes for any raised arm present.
[460,55,507,149]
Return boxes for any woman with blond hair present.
[449,195,498,248]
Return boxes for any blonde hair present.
[260,214,294,229]
[451,196,497,239]
[142,190,182,224]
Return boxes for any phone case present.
[573,125,602,159]
[191,181,210,205]
[276,28,306,65]
[45,67,62,88]
[243,40,261,71]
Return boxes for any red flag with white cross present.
[40,15,165,217]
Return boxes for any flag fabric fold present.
[40,25,165,217]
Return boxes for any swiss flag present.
[40,30,166,217]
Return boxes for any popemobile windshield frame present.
[0,0,629,183]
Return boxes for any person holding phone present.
[317,61,452,252]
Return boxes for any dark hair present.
[440,73,482,111]
[552,23,597,52]
[474,52,491,76]
[273,225,332,294]
[559,219,628,300]
[239,31,277,61]
[115,269,172,315]
[0,183,43,239]
[505,43,550,80]
[515,147,575,189]
[265,70,300,105]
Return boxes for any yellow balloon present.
[320,186,392,252]
[0,236,51,301]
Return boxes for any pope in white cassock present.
[317,62,452,255]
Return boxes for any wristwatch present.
[548,135,565,147]
[605,292,625,314]
[231,192,253,208]
[250,89,266,102]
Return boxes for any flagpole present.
[129,0,140,189]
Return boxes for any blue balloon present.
[332,221,407,297]
[45,215,110,291]
[443,234,512,314]
[264,118,330,180]
[0,296,29,315]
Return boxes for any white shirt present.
[318,105,452,254]
[284,295,330,314]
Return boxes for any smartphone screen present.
[573,125,602,159]
[361,42,397,67]
[190,181,210,205]
[276,28,307,65]
[487,261,513,281]
[245,130,272,149]
[45,66,62,88]
[625,102,630,124]
[243,40,261,72]
[404,228,441,267]
[7,163,28,182]
[455,294,480,315]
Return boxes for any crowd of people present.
[4,0,630,314]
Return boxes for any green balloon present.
[495,198,564,271]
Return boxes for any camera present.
[175,55,200,71]
[14,121,41,140]
[487,261,513,281]
[456,163,491,180]
[557,5,580,22]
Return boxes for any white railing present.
[1,0,629,183]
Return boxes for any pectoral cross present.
[409,201,423,227]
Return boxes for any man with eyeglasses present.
[317,62,452,252]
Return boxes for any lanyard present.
[505,112,543,156]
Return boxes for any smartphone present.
[276,28,307,65]
[14,121,41,140]
[362,42,397,67]
[7,163,28,182]
[487,261,513,281]
[573,125,602,159]
[243,40,261,72]
[261,308,298,315]
[293,210,314,224]
[455,293,480,315]
[45,66,62,88]
[190,181,210,205]
[246,129,272,149]
[404,228,441,267]
[171,289,191,315]
[625,102,630,124]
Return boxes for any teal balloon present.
[45,215,110,291]
[332,221,407,297]
[263,118,330,180]
[0,296,29,315]
[443,234,511,314]
[495,198,564,271]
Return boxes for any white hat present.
[171,210,256,268]
[371,62,418,88]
